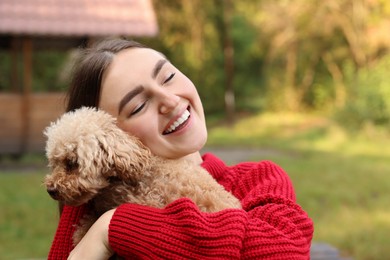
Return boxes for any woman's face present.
[99,48,207,160]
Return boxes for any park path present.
[201,146,285,165]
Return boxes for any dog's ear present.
[98,126,152,182]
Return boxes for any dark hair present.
[66,38,146,112]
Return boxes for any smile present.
[163,109,191,135]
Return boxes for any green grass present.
[0,169,58,259]
[1,112,389,259]
[207,112,390,260]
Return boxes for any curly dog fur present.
[44,107,241,246]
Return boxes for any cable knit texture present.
[47,153,313,259]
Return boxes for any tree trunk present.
[285,43,298,111]
[322,53,346,108]
[222,0,235,124]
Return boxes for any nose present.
[158,91,180,114]
[47,187,59,200]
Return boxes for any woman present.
[48,38,313,259]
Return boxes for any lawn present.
[0,168,58,259]
[0,112,389,259]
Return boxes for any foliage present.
[0,50,69,92]
[31,51,70,92]
[335,55,390,131]
[241,0,390,112]
[0,51,12,91]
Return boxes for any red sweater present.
[48,153,313,259]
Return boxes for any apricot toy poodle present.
[44,107,241,246]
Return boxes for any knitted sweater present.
[48,153,313,259]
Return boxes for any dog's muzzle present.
[47,187,60,200]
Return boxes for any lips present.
[163,108,191,135]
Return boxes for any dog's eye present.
[65,159,78,173]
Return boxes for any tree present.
[243,0,390,111]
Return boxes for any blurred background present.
[1,0,389,259]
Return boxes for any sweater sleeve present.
[47,205,86,260]
[108,154,314,259]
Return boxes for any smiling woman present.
[98,46,207,160]
[48,38,313,260]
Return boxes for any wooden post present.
[11,37,19,93]
[21,37,33,154]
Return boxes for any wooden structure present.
[0,0,158,155]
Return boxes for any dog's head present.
[44,107,152,206]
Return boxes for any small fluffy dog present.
[44,107,241,246]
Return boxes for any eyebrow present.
[118,85,144,114]
[152,59,167,79]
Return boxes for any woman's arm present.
[68,210,114,260]
[107,200,312,259]
[105,159,313,259]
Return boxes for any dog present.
[44,107,241,246]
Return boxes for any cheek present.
[117,119,156,146]
[187,87,205,120]
[183,80,203,110]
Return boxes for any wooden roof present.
[0,0,158,37]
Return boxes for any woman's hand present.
[68,209,116,260]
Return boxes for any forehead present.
[102,48,165,88]
[99,48,165,114]
[110,48,164,72]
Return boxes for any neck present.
[180,151,203,165]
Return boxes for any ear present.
[98,126,152,182]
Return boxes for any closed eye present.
[130,102,146,116]
[163,73,175,84]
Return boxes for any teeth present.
[166,110,190,133]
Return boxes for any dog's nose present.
[47,187,59,200]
